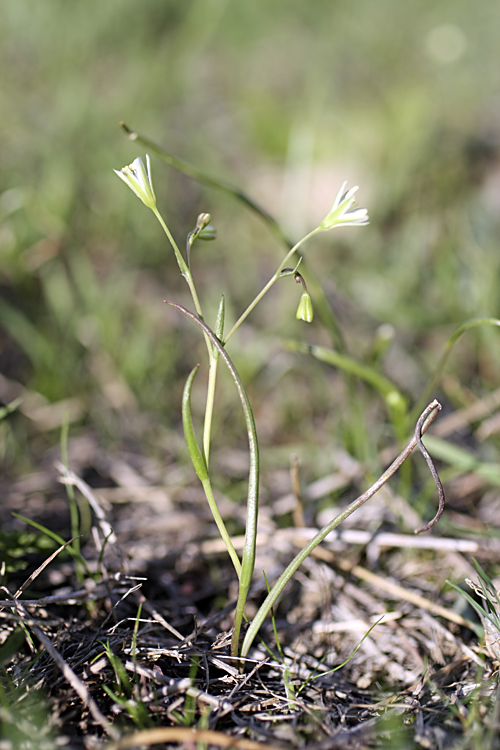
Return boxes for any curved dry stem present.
[413,401,446,534]
[240,400,443,659]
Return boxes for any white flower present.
[114,155,156,210]
[318,182,369,231]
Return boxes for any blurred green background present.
[1,0,500,476]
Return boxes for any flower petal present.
[318,182,368,232]
[114,155,156,210]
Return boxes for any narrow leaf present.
[182,366,208,482]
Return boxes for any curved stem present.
[166,302,259,657]
[223,230,318,344]
[152,209,204,319]
[413,403,446,534]
[240,401,442,659]
[153,207,215,432]
[182,366,241,576]
[201,475,241,577]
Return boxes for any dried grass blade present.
[13,536,81,599]
[105,725,284,750]
[55,461,118,546]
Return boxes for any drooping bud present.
[296,291,314,323]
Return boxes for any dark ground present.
[2,386,500,750]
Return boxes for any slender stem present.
[153,211,216,464]
[231,579,250,662]
[203,353,219,466]
[152,209,205,321]
[287,340,406,408]
[223,230,318,344]
[240,401,442,659]
[201,476,242,577]
[167,303,260,657]
[182,365,241,576]
[60,420,83,581]
[203,297,225,468]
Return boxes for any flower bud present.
[195,213,211,232]
[191,213,217,241]
[296,291,314,323]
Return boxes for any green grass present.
[2,1,500,432]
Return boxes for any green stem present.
[153,209,216,460]
[203,296,225,468]
[152,208,204,320]
[223,230,318,344]
[182,366,241,576]
[168,302,259,657]
[203,352,219,467]
[231,578,251,663]
[240,401,441,659]
[201,475,241,578]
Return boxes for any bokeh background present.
[2,0,500,484]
